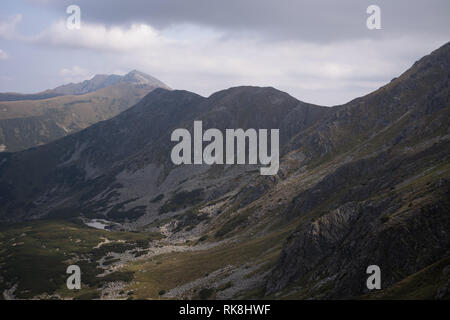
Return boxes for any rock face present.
[0,70,170,152]
[266,42,450,298]
[267,158,450,298]
[0,43,449,299]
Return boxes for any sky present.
[0,0,449,106]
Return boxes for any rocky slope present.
[0,86,328,223]
[266,42,450,298]
[0,42,448,300]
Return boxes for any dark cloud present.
[31,0,450,42]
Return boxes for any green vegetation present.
[159,189,204,214]
[107,205,147,222]
[0,219,161,299]
[0,73,164,152]
[214,213,248,238]
[379,214,390,223]
[174,209,209,232]
[124,229,286,299]
[198,288,215,299]
[363,257,450,299]
[74,290,101,300]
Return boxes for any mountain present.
[264,42,450,299]
[0,91,64,102]
[50,70,170,96]
[0,70,170,152]
[0,70,170,101]
[0,43,448,300]
[0,86,328,222]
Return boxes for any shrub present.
[198,288,214,299]
[215,214,248,238]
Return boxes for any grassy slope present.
[0,83,147,120]
[362,256,450,300]
[124,229,286,299]
[0,83,150,152]
[0,219,161,299]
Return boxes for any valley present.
[0,43,449,300]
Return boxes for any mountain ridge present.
[0,70,171,101]
[0,71,171,152]
[0,42,448,300]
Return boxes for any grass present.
[123,229,287,299]
[198,288,215,299]
[173,208,209,233]
[159,189,204,214]
[214,213,248,238]
[362,256,450,299]
[0,219,162,299]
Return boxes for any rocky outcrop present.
[267,180,450,298]
[265,43,450,298]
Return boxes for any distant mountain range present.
[0,70,170,101]
[0,70,170,152]
[0,43,448,300]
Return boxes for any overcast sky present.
[0,0,449,105]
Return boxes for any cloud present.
[34,20,162,52]
[4,2,450,105]
[17,16,448,105]
[59,65,92,83]
[0,49,9,60]
[27,0,450,42]
[0,14,22,39]
[60,65,89,77]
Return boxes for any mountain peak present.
[126,69,141,75]
[49,70,170,96]
[121,70,170,89]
